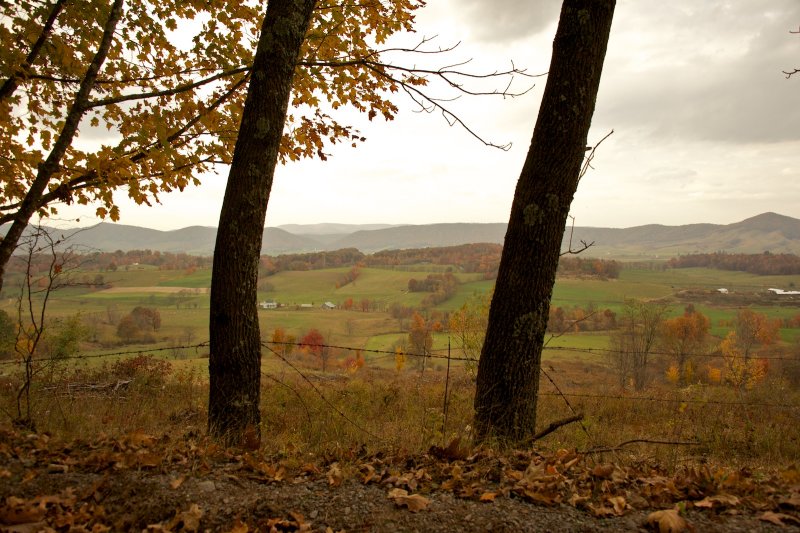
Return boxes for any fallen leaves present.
[1,428,798,531]
[759,510,800,527]
[387,488,430,512]
[646,509,688,532]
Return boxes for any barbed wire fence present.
[0,338,797,453]
[1,340,798,408]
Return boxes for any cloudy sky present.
[57,0,800,231]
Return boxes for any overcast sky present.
[55,0,800,231]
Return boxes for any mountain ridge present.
[6,212,800,257]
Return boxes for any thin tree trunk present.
[208,0,316,447]
[474,0,615,442]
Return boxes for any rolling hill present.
[7,212,800,258]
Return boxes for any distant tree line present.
[667,252,800,275]
[259,248,365,275]
[557,256,621,279]
[257,243,621,282]
[408,272,460,306]
[5,249,213,276]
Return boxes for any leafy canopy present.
[0,0,426,224]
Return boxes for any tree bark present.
[208,0,316,447]
[473,0,615,442]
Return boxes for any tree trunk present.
[208,0,315,447]
[473,0,615,442]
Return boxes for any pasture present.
[3,262,800,358]
[1,259,799,472]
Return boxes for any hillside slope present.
[7,212,800,257]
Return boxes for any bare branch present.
[582,438,701,454]
[579,129,614,183]
[533,413,584,442]
[560,215,594,256]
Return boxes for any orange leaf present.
[646,509,688,533]
[759,511,800,527]
[387,488,430,512]
[479,492,497,503]
[327,464,343,487]
[225,518,250,533]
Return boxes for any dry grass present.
[1,354,798,473]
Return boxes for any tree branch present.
[533,413,585,441]
[86,66,249,108]
[0,0,68,102]
[0,0,125,294]
[582,438,701,454]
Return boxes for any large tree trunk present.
[208,0,316,447]
[473,0,615,442]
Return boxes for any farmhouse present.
[768,288,800,295]
[321,302,337,310]
[259,300,278,309]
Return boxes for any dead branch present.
[560,215,594,256]
[581,438,701,454]
[579,129,614,183]
[533,413,584,442]
[539,367,592,438]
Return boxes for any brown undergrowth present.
[0,355,798,472]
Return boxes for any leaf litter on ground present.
[0,430,798,531]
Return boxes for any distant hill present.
[6,212,800,258]
[328,223,508,252]
[565,212,800,258]
[17,223,323,256]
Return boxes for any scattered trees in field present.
[408,312,441,369]
[449,292,491,376]
[608,300,669,391]
[557,256,621,279]
[299,328,327,371]
[720,309,780,390]
[116,306,161,344]
[408,272,459,306]
[660,305,710,385]
[335,266,361,289]
[547,304,617,333]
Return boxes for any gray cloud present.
[456,0,562,42]
[593,0,800,144]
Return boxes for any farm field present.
[1,256,800,480]
[2,262,799,366]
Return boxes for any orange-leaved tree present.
[660,305,710,385]
[1,0,526,294]
[720,309,780,390]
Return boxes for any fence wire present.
[1,338,797,412]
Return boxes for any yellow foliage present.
[395,348,406,372]
[0,0,425,228]
[665,365,680,385]
[719,331,767,389]
[706,366,722,384]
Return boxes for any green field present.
[2,262,799,368]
